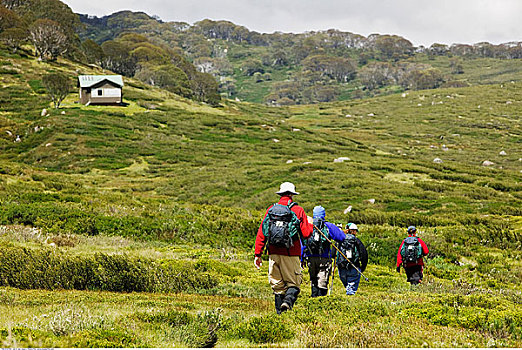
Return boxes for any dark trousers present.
[307,257,332,297]
[405,265,423,285]
[338,266,361,295]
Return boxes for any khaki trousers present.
[268,254,303,294]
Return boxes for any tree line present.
[80,13,513,105]
[4,2,521,106]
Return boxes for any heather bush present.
[235,314,294,344]
[0,245,218,293]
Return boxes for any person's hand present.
[254,256,262,270]
[396,266,400,273]
[307,216,313,224]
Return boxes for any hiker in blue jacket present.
[302,206,345,297]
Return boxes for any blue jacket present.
[302,221,346,259]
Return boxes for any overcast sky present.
[61,0,522,47]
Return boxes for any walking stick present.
[328,254,336,295]
[313,224,370,282]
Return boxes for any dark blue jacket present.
[302,221,346,259]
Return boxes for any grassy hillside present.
[0,48,521,347]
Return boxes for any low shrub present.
[135,309,221,347]
[0,245,219,293]
[404,294,522,339]
[236,314,294,344]
[0,202,259,250]
[73,328,140,348]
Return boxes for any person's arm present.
[396,241,404,269]
[325,222,345,242]
[295,206,313,239]
[254,207,270,269]
[356,238,368,272]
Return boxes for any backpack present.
[400,236,423,263]
[262,202,301,248]
[337,234,359,267]
[305,218,330,255]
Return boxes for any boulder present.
[334,157,351,163]
[41,108,48,117]
[482,160,495,166]
[286,160,293,164]
[499,151,507,156]
[433,158,443,163]
[343,205,352,214]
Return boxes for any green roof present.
[78,75,124,88]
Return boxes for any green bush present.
[0,245,218,293]
[135,309,221,347]
[405,294,522,339]
[236,314,294,344]
[73,329,140,348]
[0,202,259,249]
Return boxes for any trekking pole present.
[313,224,370,282]
[328,254,336,295]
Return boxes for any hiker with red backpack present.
[396,226,429,285]
[301,206,345,297]
[254,182,313,314]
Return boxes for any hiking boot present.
[274,294,284,314]
[280,301,291,312]
[281,287,300,312]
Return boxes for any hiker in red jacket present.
[254,182,313,313]
[396,226,429,285]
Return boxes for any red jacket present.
[396,235,429,267]
[254,196,313,257]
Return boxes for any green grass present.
[0,48,521,347]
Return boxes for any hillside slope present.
[1,49,520,213]
[0,48,521,347]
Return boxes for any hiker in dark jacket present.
[301,206,345,297]
[337,223,368,295]
[396,226,429,285]
[254,182,313,314]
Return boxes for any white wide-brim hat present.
[276,182,299,195]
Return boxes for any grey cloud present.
[62,0,522,46]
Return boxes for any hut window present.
[97,89,103,96]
